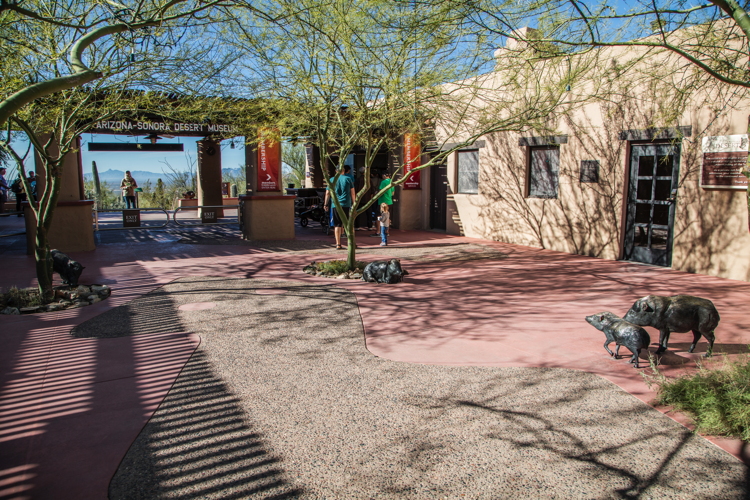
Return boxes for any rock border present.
[1,284,112,315]
[302,261,364,280]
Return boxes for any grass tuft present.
[1,286,43,309]
[644,352,750,441]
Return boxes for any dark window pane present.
[635,226,649,247]
[654,180,671,201]
[651,228,668,249]
[638,156,655,176]
[653,204,670,225]
[529,147,559,198]
[637,180,653,200]
[635,203,651,224]
[457,151,479,194]
[656,155,672,176]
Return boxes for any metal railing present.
[173,205,241,226]
[4,205,242,235]
[93,207,171,231]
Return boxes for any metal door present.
[430,160,448,230]
[623,144,680,266]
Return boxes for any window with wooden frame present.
[528,146,560,198]
[457,150,479,194]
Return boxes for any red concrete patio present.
[1,224,749,498]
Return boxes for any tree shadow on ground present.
[109,349,303,500]
[106,277,748,498]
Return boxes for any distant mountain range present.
[84,168,244,186]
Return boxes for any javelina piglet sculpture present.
[51,249,85,287]
[362,259,408,284]
[585,312,651,368]
[623,295,719,357]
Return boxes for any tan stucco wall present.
[669,108,750,281]
[27,138,93,254]
[25,203,95,254]
[447,101,750,281]
[241,196,295,240]
[397,189,423,230]
[34,137,84,202]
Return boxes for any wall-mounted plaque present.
[701,135,749,190]
[580,160,599,183]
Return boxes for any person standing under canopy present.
[121,171,138,209]
[324,164,356,250]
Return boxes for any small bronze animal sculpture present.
[623,295,719,357]
[585,312,651,368]
[51,249,85,287]
[362,259,408,284]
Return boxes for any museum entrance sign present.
[89,119,240,136]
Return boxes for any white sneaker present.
[380,242,387,246]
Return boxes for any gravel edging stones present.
[92,277,749,499]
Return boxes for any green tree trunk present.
[34,159,63,301]
[34,226,53,300]
[346,212,357,270]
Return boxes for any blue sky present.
[80,134,247,175]
[3,134,247,178]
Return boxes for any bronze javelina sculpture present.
[586,312,651,368]
[362,259,407,284]
[51,249,85,287]
[623,295,719,357]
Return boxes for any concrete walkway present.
[1,225,749,498]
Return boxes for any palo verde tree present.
[282,143,306,188]
[0,0,239,300]
[458,0,750,233]
[230,0,599,269]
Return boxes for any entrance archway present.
[23,115,296,253]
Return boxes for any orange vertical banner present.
[258,127,281,192]
[403,133,421,189]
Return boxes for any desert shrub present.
[1,287,43,308]
[646,354,750,440]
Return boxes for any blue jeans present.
[124,196,136,209]
[380,225,387,244]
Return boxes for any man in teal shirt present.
[324,164,356,249]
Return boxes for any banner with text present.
[403,133,421,189]
[701,135,749,190]
[257,128,281,192]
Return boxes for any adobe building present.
[310,28,747,282]
[433,29,750,282]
